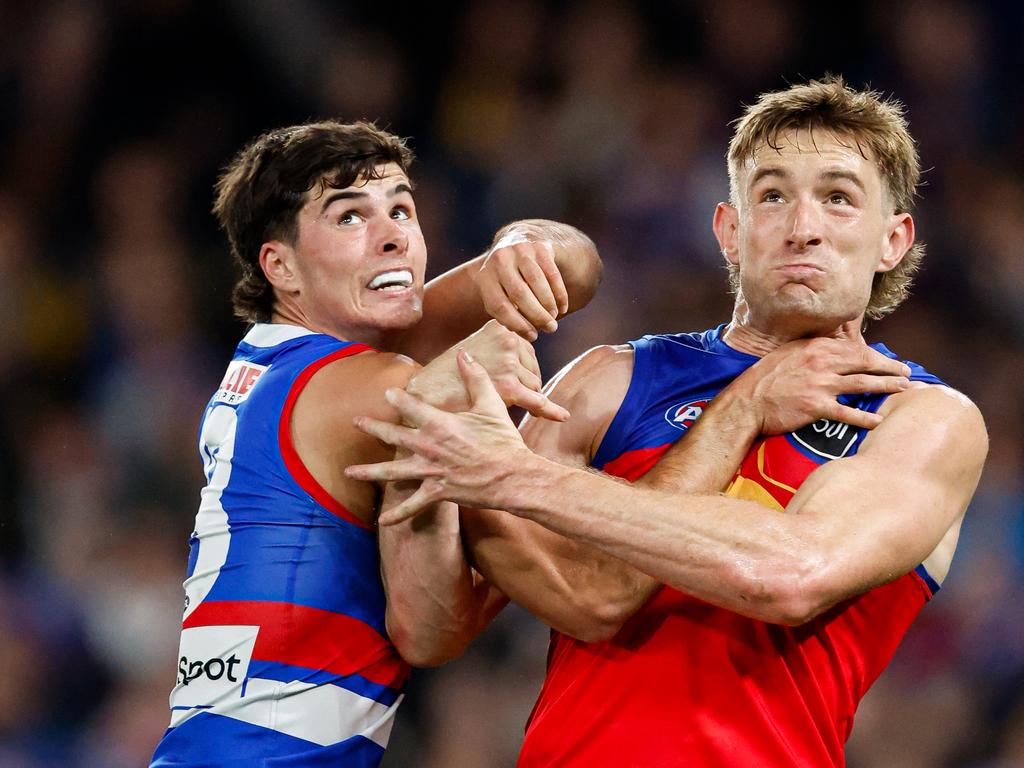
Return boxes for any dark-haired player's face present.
[288,163,427,342]
[718,129,912,337]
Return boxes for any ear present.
[878,212,915,273]
[259,240,301,294]
[713,203,740,266]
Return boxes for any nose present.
[787,198,823,250]
[373,214,408,255]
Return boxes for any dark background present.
[1,1,1022,765]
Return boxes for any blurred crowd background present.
[1,1,1022,766]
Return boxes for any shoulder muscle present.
[520,344,635,465]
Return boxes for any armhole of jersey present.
[278,343,376,531]
[592,337,652,470]
[913,563,940,598]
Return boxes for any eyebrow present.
[748,166,789,188]
[318,182,414,213]
[748,166,867,193]
[820,169,866,194]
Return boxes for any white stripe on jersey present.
[184,404,237,622]
[243,323,316,348]
[170,676,402,748]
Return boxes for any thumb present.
[457,349,509,414]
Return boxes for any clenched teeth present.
[368,270,413,290]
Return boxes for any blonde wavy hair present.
[726,76,923,320]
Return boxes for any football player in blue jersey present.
[151,120,602,767]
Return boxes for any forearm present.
[493,451,823,625]
[379,477,487,666]
[457,354,766,638]
[643,384,761,493]
[462,506,651,642]
[396,220,602,361]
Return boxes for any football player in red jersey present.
[348,79,987,767]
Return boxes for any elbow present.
[554,592,638,644]
[390,627,470,668]
[387,611,474,668]
[732,554,836,627]
[761,590,830,627]
[554,227,603,314]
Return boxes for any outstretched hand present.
[347,350,531,525]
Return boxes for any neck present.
[269,302,394,349]
[722,304,866,357]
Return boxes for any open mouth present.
[367,269,413,292]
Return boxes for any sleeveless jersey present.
[518,325,945,768]
[151,324,410,768]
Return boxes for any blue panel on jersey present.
[247,660,401,706]
[205,515,387,635]
[914,563,941,595]
[593,328,752,468]
[186,533,200,579]
[150,713,385,767]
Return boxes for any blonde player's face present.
[719,129,912,336]
[286,163,427,342]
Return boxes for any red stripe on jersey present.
[600,443,671,481]
[279,344,375,530]
[184,600,409,688]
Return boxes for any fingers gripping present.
[458,351,518,414]
[516,254,560,326]
[533,240,570,316]
[459,351,569,422]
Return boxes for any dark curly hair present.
[213,121,414,322]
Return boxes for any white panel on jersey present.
[243,323,315,348]
[170,625,259,714]
[183,404,237,621]
[171,675,402,749]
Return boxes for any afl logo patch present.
[665,399,708,431]
[791,418,858,460]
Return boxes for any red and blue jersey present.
[151,324,409,768]
[518,325,944,768]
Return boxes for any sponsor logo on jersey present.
[170,625,259,709]
[179,653,243,686]
[664,399,708,431]
[214,361,269,405]
[790,418,858,460]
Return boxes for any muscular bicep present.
[789,385,987,603]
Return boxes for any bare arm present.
[500,384,986,624]
[380,321,564,664]
[395,220,602,361]
[354,340,919,638]
[360,362,986,626]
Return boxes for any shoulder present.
[542,344,635,416]
[521,344,635,463]
[871,383,988,468]
[296,349,420,432]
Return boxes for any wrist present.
[503,451,574,522]
[708,381,764,436]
